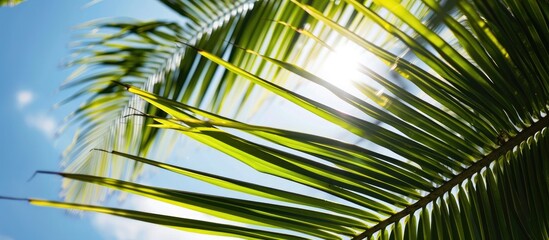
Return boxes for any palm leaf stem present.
[353,114,549,239]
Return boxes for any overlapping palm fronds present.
[3,0,549,239]
[58,0,320,203]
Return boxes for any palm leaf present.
[0,196,308,240]
[59,0,321,203]
[4,0,549,239]
[0,0,24,7]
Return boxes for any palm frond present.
[5,0,549,239]
[60,0,325,203]
[0,0,24,7]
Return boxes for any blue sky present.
[0,2,314,239]
[0,1,376,239]
[0,1,196,239]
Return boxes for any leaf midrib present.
[353,114,549,239]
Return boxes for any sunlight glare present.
[319,43,363,92]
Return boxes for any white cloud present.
[83,0,104,8]
[25,113,57,138]
[15,90,58,139]
[93,196,241,240]
[16,90,33,108]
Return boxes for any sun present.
[318,42,363,92]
